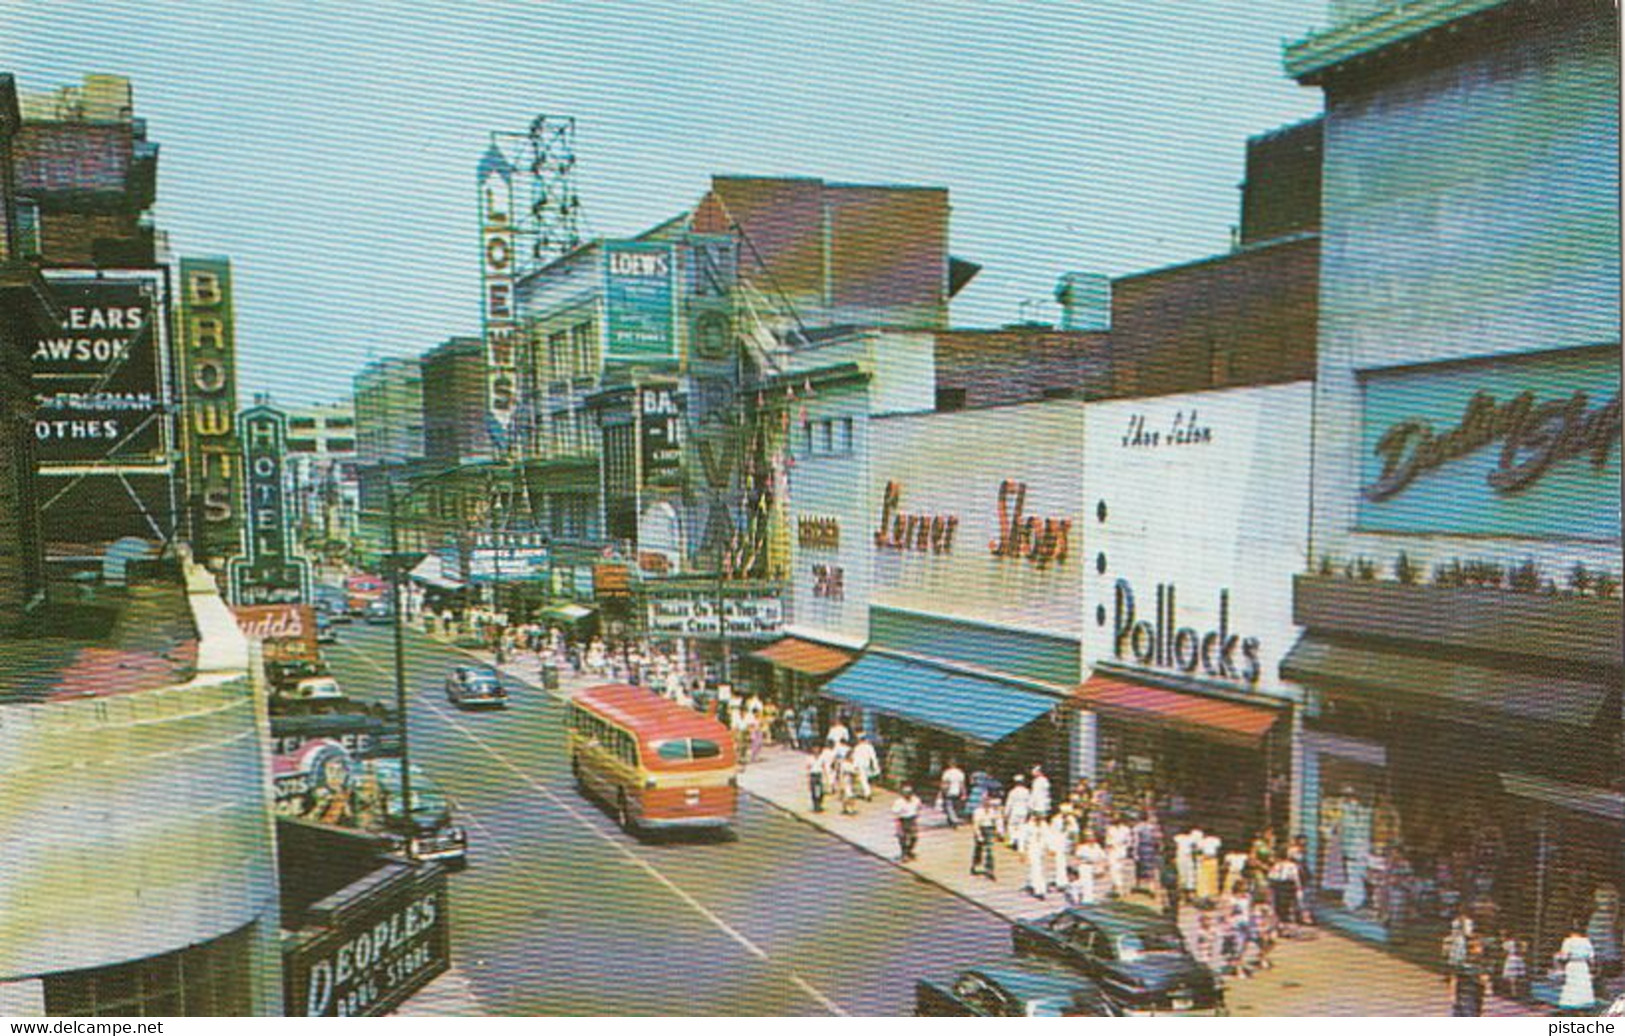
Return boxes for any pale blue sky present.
[3,1,1325,406]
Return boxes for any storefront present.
[820,401,1086,789]
[1283,0,1621,974]
[1079,382,1312,847]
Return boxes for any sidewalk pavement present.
[412,638,1546,1017]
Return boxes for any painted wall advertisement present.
[1356,344,1621,540]
[233,603,318,662]
[179,258,243,564]
[1082,382,1312,698]
[869,403,1084,637]
[31,270,169,466]
[478,146,518,438]
[283,864,450,1017]
[229,405,312,605]
[639,384,683,488]
[605,241,676,361]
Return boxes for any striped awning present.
[748,636,855,678]
[1076,674,1282,748]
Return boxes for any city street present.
[321,622,1013,1016]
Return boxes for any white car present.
[282,676,346,702]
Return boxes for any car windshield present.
[1116,930,1185,960]
[467,676,501,691]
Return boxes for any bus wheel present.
[616,791,633,832]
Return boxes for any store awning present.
[1280,634,1613,733]
[821,653,1059,746]
[1075,674,1282,749]
[409,555,464,591]
[1500,772,1625,824]
[748,637,856,678]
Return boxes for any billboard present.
[179,258,243,564]
[31,270,169,466]
[467,531,551,583]
[644,582,784,640]
[229,405,312,605]
[233,603,319,662]
[605,241,676,361]
[638,383,683,487]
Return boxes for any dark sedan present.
[915,960,1120,1017]
[1012,902,1225,1016]
[445,666,508,709]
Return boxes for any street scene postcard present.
[0,0,1619,1021]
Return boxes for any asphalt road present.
[322,621,1013,1016]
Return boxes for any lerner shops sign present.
[1357,345,1621,539]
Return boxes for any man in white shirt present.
[850,734,880,801]
[826,717,851,749]
[892,784,923,861]
[1004,775,1032,850]
[939,760,967,828]
[1030,766,1052,819]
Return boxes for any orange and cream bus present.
[566,683,739,833]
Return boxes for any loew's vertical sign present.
[229,404,311,605]
[478,146,518,443]
[179,258,243,565]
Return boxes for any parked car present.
[266,657,329,691]
[314,588,353,623]
[281,676,346,704]
[915,960,1120,1017]
[1011,902,1225,1016]
[369,757,468,868]
[316,614,337,644]
[363,599,394,625]
[445,666,508,709]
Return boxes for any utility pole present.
[385,469,414,836]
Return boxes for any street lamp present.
[378,465,422,843]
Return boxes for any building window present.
[287,438,317,453]
[936,387,967,412]
[43,924,254,1017]
[327,416,355,429]
[818,420,833,454]
[802,422,813,457]
[15,198,41,258]
[548,331,569,384]
[837,417,854,455]
[570,321,597,379]
[288,418,317,430]
[326,438,355,453]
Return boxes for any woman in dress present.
[1557,920,1598,1013]
[1451,938,1489,1017]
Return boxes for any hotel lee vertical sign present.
[229,404,311,606]
[179,258,243,565]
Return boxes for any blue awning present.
[822,653,1059,745]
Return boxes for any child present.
[1500,933,1528,1001]
[1194,913,1222,980]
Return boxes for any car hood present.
[1108,955,1215,994]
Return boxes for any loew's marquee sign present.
[478,146,519,439]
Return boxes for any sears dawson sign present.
[284,867,449,1017]
[31,272,168,465]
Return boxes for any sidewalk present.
[417,638,1546,1017]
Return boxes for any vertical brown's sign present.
[179,258,243,565]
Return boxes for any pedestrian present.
[893,783,923,862]
[1073,830,1107,906]
[808,742,834,813]
[1251,898,1279,972]
[1451,938,1489,1017]
[748,713,765,764]
[796,706,816,751]
[838,750,861,816]
[1024,814,1051,899]
[1106,814,1134,900]
[851,733,880,801]
[1268,853,1303,929]
[1050,806,1078,893]
[1557,919,1598,1013]
[1132,811,1162,895]
[1499,932,1528,1001]
[1004,775,1031,850]
[1194,912,1221,978]
[1223,882,1256,979]
[1028,765,1052,819]
[938,759,967,828]
[826,714,851,749]
[971,796,1000,881]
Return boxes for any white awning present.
[409,555,463,591]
